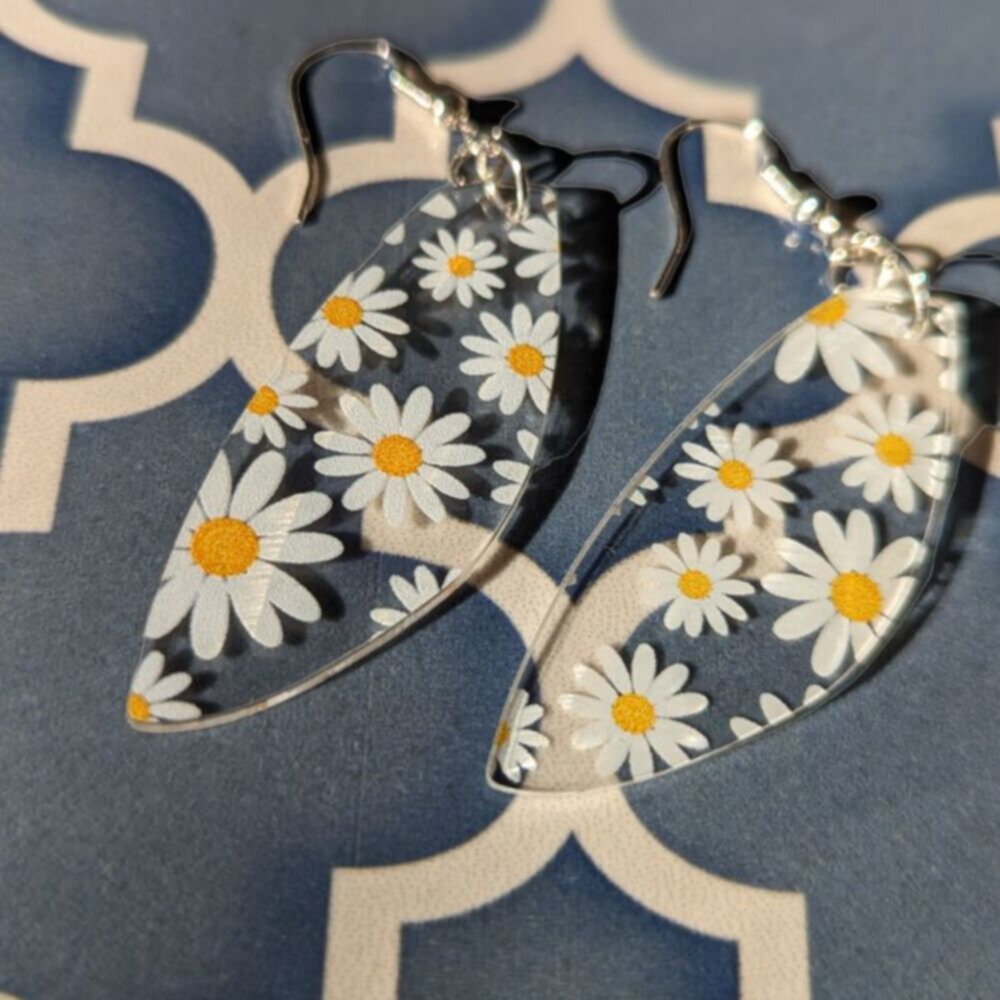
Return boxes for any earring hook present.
[648,119,711,298]
[649,118,929,329]
[289,38,528,225]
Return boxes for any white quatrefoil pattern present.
[3,2,999,998]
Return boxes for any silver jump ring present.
[826,236,930,334]
[449,134,528,223]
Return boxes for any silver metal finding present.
[289,39,528,224]
[650,118,930,333]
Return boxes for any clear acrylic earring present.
[126,40,570,731]
[489,118,976,793]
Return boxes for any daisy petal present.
[407,476,446,522]
[265,565,321,623]
[596,646,632,694]
[646,726,693,767]
[383,477,409,525]
[776,538,836,581]
[845,509,876,569]
[130,652,165,694]
[647,662,689,704]
[418,466,470,501]
[262,531,343,564]
[144,566,202,639]
[560,694,608,721]
[144,672,194,703]
[190,577,230,659]
[657,719,709,751]
[228,575,283,648]
[869,537,924,582]
[199,453,232,519]
[417,413,472,449]
[773,599,834,640]
[401,387,433,438]
[595,738,629,777]
[152,701,202,722]
[630,644,657,695]
[573,663,618,702]
[810,616,850,677]
[663,692,708,718]
[341,471,386,511]
[369,384,401,434]
[814,511,851,572]
[762,572,829,601]
[775,325,817,383]
[571,720,613,750]
[628,737,654,780]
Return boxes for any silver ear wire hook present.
[650,118,930,331]
[289,39,528,225]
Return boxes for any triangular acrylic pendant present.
[127,182,563,730]
[488,282,972,792]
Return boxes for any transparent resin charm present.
[127,183,562,730]
[489,284,970,793]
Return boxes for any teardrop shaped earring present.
[489,118,975,793]
[125,40,572,731]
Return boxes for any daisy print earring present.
[488,118,975,792]
[127,40,568,730]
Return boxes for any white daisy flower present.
[290,265,409,371]
[460,305,558,415]
[675,423,796,530]
[420,192,457,219]
[832,394,952,513]
[629,476,659,507]
[639,532,755,637]
[688,401,722,431]
[127,651,201,724]
[762,509,925,678]
[370,564,461,630]
[315,384,486,526]
[924,299,966,391]
[495,688,549,784]
[382,191,455,248]
[144,451,343,660]
[413,227,506,307]
[234,370,317,448]
[559,644,710,781]
[729,685,825,740]
[774,288,909,393]
[509,208,560,296]
[492,429,539,505]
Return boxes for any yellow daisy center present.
[717,459,754,491]
[372,434,423,478]
[678,568,713,600]
[247,385,279,416]
[874,433,913,468]
[322,295,364,329]
[448,254,476,278]
[830,571,882,622]
[611,692,656,735]
[806,294,848,327]
[127,692,151,722]
[495,721,511,748]
[507,343,545,378]
[190,517,260,577]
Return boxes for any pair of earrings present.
[125,39,972,797]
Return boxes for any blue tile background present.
[1,1,998,998]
